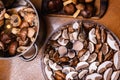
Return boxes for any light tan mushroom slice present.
[113,51,120,70]
[76,62,89,71]
[95,43,102,53]
[89,62,99,73]
[62,29,69,39]
[73,41,83,51]
[73,4,85,18]
[45,66,54,80]
[57,37,69,46]
[111,71,120,80]
[78,49,87,58]
[89,28,97,44]
[95,26,101,43]
[62,67,75,74]
[101,43,109,55]
[69,31,79,41]
[49,60,62,71]
[72,22,79,30]
[27,28,35,38]
[78,70,88,79]
[98,51,103,63]
[97,61,113,73]
[88,42,94,53]
[11,28,20,35]
[103,68,113,80]
[66,71,78,80]
[58,46,67,57]
[79,51,90,62]
[107,33,119,51]
[44,54,49,65]
[86,73,102,80]
[68,50,76,58]
[87,53,97,63]
[17,46,28,53]
[51,31,61,40]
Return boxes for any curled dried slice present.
[89,62,99,73]
[79,51,90,62]
[78,49,87,58]
[57,37,69,46]
[103,68,113,80]
[101,43,109,55]
[97,61,113,73]
[86,73,102,80]
[45,66,54,80]
[44,54,49,65]
[113,51,120,70]
[69,31,79,41]
[66,71,78,80]
[62,29,69,39]
[62,67,75,74]
[87,53,97,63]
[75,62,89,71]
[89,28,97,44]
[107,33,119,51]
[111,71,120,80]
[78,70,88,79]
[55,70,66,79]
[72,22,79,30]
[88,42,94,53]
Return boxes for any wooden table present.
[0,0,120,80]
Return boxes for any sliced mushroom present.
[44,54,49,65]
[57,37,69,46]
[58,46,67,57]
[4,13,10,19]
[101,43,109,55]
[0,8,6,20]
[62,67,75,74]
[0,20,4,27]
[18,38,30,46]
[111,71,120,80]
[10,14,22,27]
[27,28,35,38]
[69,31,79,41]
[101,28,106,43]
[78,49,87,58]
[97,61,113,73]
[86,73,102,80]
[113,51,120,70]
[0,33,11,44]
[72,22,79,30]
[45,66,54,80]
[19,27,28,41]
[70,57,79,67]
[75,62,89,71]
[0,41,4,50]
[68,25,74,33]
[59,57,70,63]
[17,46,28,53]
[73,41,83,51]
[103,68,113,80]
[62,29,69,39]
[95,43,102,53]
[88,41,94,53]
[19,21,29,28]
[9,41,18,55]
[79,51,90,62]
[51,31,61,40]
[87,53,97,63]
[104,49,113,61]
[66,71,78,80]
[68,50,76,58]
[95,26,101,43]
[78,70,88,79]
[89,62,99,73]
[55,70,66,79]
[11,28,20,35]
[49,60,62,71]
[63,0,77,6]
[107,33,119,51]
[89,28,97,44]
[98,51,103,63]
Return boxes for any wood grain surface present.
[0,0,120,80]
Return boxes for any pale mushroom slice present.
[103,68,113,80]
[66,71,78,80]
[107,33,119,51]
[72,22,79,30]
[44,54,49,65]
[113,51,120,70]
[45,66,54,80]
[73,41,84,51]
[89,62,99,73]
[87,53,97,63]
[49,60,62,71]
[78,70,88,79]
[62,67,75,74]
[68,50,76,58]
[75,62,89,71]
[89,28,97,44]
[57,37,69,46]
[69,31,79,41]
[86,73,102,80]
[62,29,69,39]
[79,51,90,62]
[111,71,120,80]
[97,61,113,73]
[88,41,94,53]
[51,31,61,40]
[58,46,67,57]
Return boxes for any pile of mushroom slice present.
[43,21,120,80]
[0,0,38,57]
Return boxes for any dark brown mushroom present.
[9,41,18,55]
[19,27,28,41]
[0,33,11,44]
